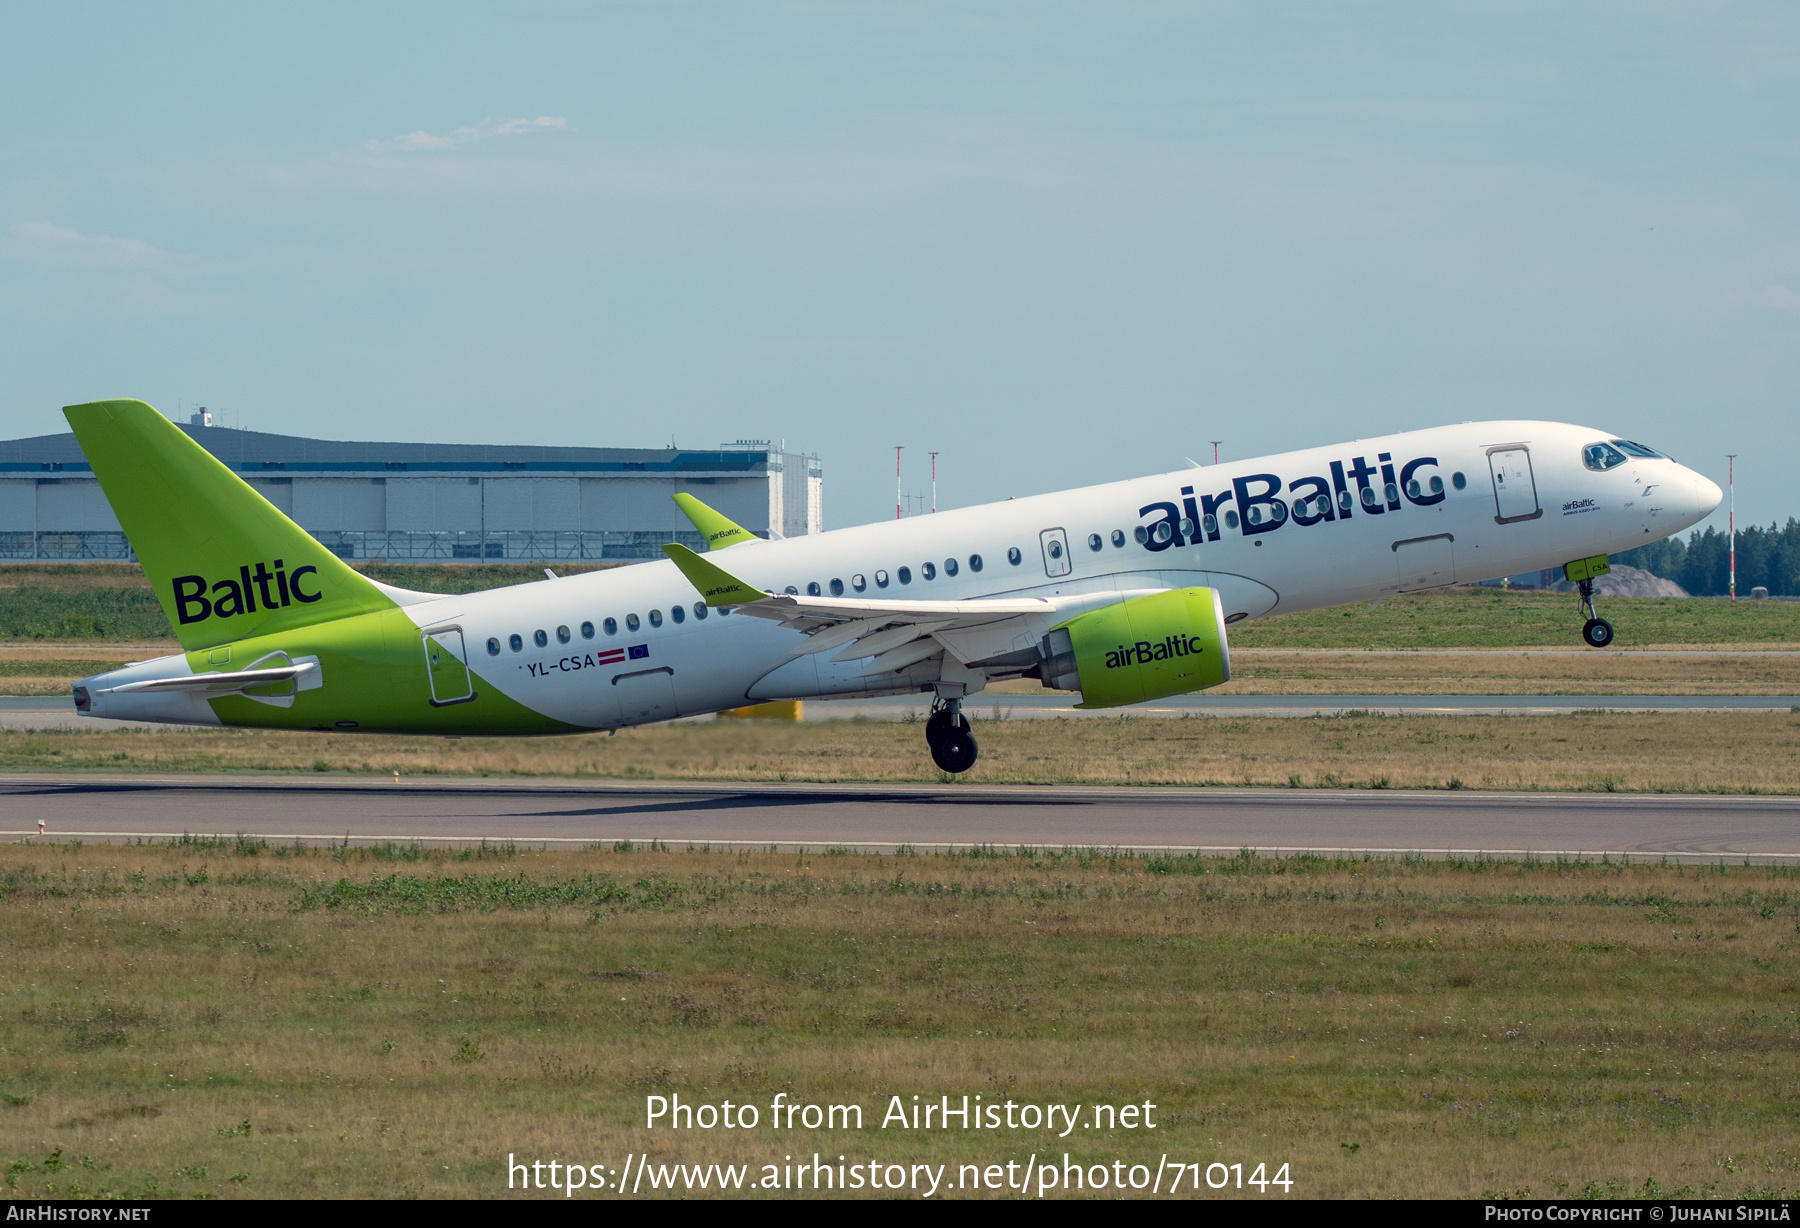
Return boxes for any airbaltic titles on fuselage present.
[1137,452,1448,550]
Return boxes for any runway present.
[3,692,1798,731]
[4,774,1798,862]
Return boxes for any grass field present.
[4,710,1799,793]
[1,840,1796,1200]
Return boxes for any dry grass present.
[3,710,1799,793]
[1,841,1797,1199]
[1208,651,1800,696]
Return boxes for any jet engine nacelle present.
[1038,586,1231,709]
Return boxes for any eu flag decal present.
[627,644,650,661]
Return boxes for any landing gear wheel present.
[925,697,978,773]
[925,707,971,748]
[930,727,979,773]
[1574,576,1615,648]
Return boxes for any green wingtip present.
[662,543,766,606]
[671,492,757,551]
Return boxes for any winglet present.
[662,543,766,606]
[672,493,757,551]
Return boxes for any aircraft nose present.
[1688,469,1723,517]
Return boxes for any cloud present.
[364,116,569,154]
[1758,285,1800,314]
[5,221,171,269]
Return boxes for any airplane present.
[67,400,1721,773]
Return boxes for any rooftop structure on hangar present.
[0,412,822,563]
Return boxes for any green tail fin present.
[671,492,757,551]
[64,399,396,650]
[661,543,766,606]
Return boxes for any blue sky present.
[2,2,1795,531]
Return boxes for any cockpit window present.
[1612,439,1664,458]
[1583,442,1629,471]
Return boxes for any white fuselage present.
[96,420,1724,730]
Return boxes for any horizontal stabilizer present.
[100,662,316,696]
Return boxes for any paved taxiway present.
[4,775,1797,861]
[3,692,1797,731]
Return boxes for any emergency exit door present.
[1488,447,1542,523]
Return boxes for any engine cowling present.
[1038,586,1231,708]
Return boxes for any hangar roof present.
[0,424,777,477]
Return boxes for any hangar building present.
[0,413,822,563]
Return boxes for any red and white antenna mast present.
[895,446,904,520]
[1210,440,1223,465]
[929,451,938,513]
[1727,453,1737,601]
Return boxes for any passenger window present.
[1383,482,1399,504]
[784,586,798,595]
[533,629,548,648]
[1430,476,1444,495]
[556,625,570,644]
[671,604,685,624]
[626,614,640,632]
[486,637,500,656]
[509,633,523,653]
[921,562,936,580]
[898,566,912,584]
[830,578,844,596]
[852,574,867,591]
[968,555,982,572]
[693,602,708,620]
[1179,517,1195,539]
[604,617,617,636]
[649,609,663,628]
[1087,533,1103,552]
[875,570,889,588]
[580,621,594,639]
[1224,510,1240,529]
[1360,486,1379,507]
[1338,489,1354,511]
[1202,513,1218,536]
[1007,547,1022,566]
[944,557,958,577]
[1134,525,1148,544]
[1452,472,1467,490]
[1111,530,1125,548]
[807,581,821,596]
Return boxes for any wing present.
[662,543,1141,676]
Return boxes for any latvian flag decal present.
[597,644,649,666]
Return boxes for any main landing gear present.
[1578,579,1614,648]
[926,697,978,774]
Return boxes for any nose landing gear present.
[926,697,978,773]
[1565,555,1615,648]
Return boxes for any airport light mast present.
[895,446,903,520]
[1727,454,1737,601]
[929,451,938,513]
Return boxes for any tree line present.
[1613,518,1800,596]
